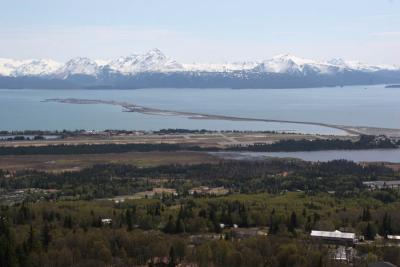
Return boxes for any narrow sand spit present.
[44,98,400,137]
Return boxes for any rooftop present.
[387,235,400,240]
[311,230,356,240]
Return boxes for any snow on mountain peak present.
[56,57,99,77]
[13,59,62,76]
[0,49,399,78]
[327,58,392,72]
[0,58,62,77]
[183,61,259,72]
[327,58,347,66]
[145,48,166,59]
[108,49,183,74]
[0,58,22,76]
[256,54,322,74]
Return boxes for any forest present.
[1,159,398,199]
[1,158,400,266]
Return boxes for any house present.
[188,186,229,196]
[147,256,170,267]
[311,230,356,245]
[363,180,400,190]
[386,235,400,244]
[188,186,211,195]
[101,218,112,225]
[152,187,178,196]
[137,188,178,198]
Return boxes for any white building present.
[101,218,112,225]
[363,181,400,190]
[386,235,400,244]
[311,230,356,245]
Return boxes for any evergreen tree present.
[240,206,249,227]
[381,212,392,236]
[175,218,185,233]
[63,215,73,229]
[41,223,51,250]
[164,215,175,234]
[288,211,298,233]
[364,222,376,240]
[26,225,37,252]
[168,246,176,267]
[209,208,220,233]
[362,207,372,221]
[269,209,279,234]
[126,209,133,231]
[0,216,17,267]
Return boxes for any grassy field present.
[0,131,353,148]
[0,151,218,172]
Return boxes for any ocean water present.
[212,149,400,163]
[0,85,399,134]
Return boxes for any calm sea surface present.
[1,85,399,133]
[212,149,400,163]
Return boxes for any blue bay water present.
[212,149,400,163]
[0,85,399,133]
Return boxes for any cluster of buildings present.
[147,187,178,196]
[0,188,60,205]
[363,180,400,190]
[133,187,178,199]
[310,229,400,265]
[311,230,357,263]
[188,186,229,196]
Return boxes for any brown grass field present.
[0,151,218,172]
[0,132,353,148]
[0,132,357,172]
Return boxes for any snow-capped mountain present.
[107,48,183,74]
[0,49,399,89]
[14,59,62,76]
[1,49,399,77]
[327,58,397,72]
[253,54,400,75]
[0,58,62,77]
[258,54,314,74]
[0,58,21,76]
[55,57,99,78]
[183,61,259,72]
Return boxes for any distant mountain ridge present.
[1,49,399,89]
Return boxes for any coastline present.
[44,98,400,137]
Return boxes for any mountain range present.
[1,48,399,89]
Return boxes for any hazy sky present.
[1,0,399,64]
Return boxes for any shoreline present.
[44,98,400,137]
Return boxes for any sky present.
[0,0,399,64]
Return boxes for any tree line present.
[0,135,397,156]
